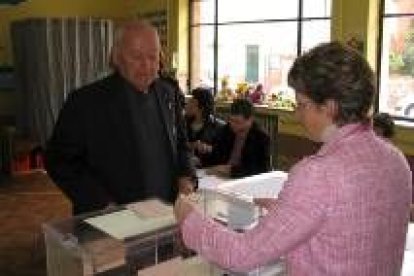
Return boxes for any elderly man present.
[45,20,196,214]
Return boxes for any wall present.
[128,0,188,88]
[332,0,380,69]
[0,9,11,65]
[0,0,130,120]
[0,0,131,65]
[173,0,189,89]
[332,0,414,156]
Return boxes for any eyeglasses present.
[293,100,314,112]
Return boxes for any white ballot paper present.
[85,199,175,240]
[406,223,414,251]
[403,223,414,276]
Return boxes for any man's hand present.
[188,141,197,151]
[177,176,195,195]
[194,140,212,154]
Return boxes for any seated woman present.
[373,112,414,220]
[185,87,224,167]
[373,112,395,140]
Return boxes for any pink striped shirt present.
[181,123,412,275]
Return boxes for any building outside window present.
[189,0,331,101]
[380,0,414,120]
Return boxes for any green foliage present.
[401,26,414,76]
[390,23,414,77]
[389,51,404,73]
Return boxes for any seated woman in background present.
[185,87,224,167]
[373,112,395,139]
[373,112,414,220]
[175,42,412,275]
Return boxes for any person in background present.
[45,20,196,215]
[175,42,412,275]
[207,98,270,178]
[249,83,265,104]
[373,112,414,221]
[373,112,395,139]
[185,87,225,167]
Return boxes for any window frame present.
[188,0,331,94]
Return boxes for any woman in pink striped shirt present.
[174,42,412,275]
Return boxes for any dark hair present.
[373,112,395,138]
[191,87,214,121]
[288,41,376,126]
[230,99,253,119]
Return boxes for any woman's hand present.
[174,194,197,224]
[253,198,278,210]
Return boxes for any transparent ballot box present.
[43,199,186,276]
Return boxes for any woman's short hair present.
[288,41,376,125]
[191,87,214,121]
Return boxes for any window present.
[245,45,259,83]
[189,0,331,98]
[379,0,414,120]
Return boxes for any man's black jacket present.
[45,73,195,214]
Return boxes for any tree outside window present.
[380,0,414,119]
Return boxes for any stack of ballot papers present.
[84,199,175,240]
[200,171,288,207]
[216,171,288,202]
[198,171,288,231]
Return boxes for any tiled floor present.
[0,171,71,276]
